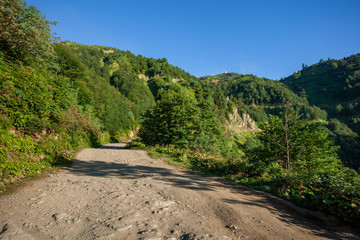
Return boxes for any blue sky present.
[28,0,360,80]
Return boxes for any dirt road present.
[0,143,358,239]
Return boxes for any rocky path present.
[0,143,358,240]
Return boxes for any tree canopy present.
[0,0,57,60]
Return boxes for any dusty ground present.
[0,143,358,240]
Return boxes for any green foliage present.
[110,68,155,108]
[283,55,360,107]
[0,55,53,133]
[0,37,102,189]
[53,43,139,134]
[328,118,358,138]
[200,73,328,125]
[0,126,42,180]
[246,107,341,177]
[328,118,360,168]
[201,73,307,106]
[61,42,194,106]
[54,43,85,80]
[0,0,56,61]
[139,91,221,148]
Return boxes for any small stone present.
[155,200,175,207]
[52,212,70,222]
[170,229,179,234]
[0,222,33,240]
[38,193,47,197]
[226,224,237,230]
[180,233,197,240]
[23,223,32,228]
[150,229,160,234]
[138,229,149,235]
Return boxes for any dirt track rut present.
[0,143,358,239]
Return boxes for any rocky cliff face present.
[138,74,149,81]
[224,108,258,134]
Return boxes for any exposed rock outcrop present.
[224,107,258,134]
[103,49,114,54]
[138,74,149,81]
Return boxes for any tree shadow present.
[221,197,358,239]
[98,145,125,150]
[68,159,225,192]
[99,143,126,150]
[67,149,359,239]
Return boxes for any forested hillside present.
[1,0,359,229]
[53,41,196,136]
[200,73,327,122]
[282,55,360,169]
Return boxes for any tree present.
[139,92,199,146]
[138,91,222,149]
[247,106,341,178]
[0,0,57,60]
[335,104,343,114]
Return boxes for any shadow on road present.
[99,145,126,150]
[69,158,223,192]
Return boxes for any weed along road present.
[0,143,358,239]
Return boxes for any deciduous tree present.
[0,0,57,60]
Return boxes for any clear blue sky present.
[28,0,360,80]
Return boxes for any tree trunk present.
[283,107,291,171]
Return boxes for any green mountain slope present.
[282,54,360,169]
[200,73,327,123]
[282,54,360,112]
[53,41,200,136]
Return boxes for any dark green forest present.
[1,0,359,229]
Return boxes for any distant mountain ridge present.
[282,54,360,112]
[199,72,327,123]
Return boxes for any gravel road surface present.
[0,143,358,240]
